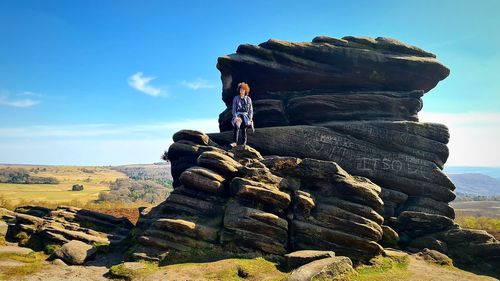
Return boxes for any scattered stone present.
[285,256,354,281]
[51,258,68,266]
[416,248,453,266]
[173,129,210,145]
[380,225,400,247]
[52,240,97,265]
[285,250,335,270]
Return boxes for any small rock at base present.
[285,256,353,281]
[52,240,97,265]
[285,250,335,270]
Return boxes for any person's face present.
[239,87,245,96]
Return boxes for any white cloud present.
[181,78,216,90]
[0,91,40,108]
[0,118,219,139]
[420,111,500,166]
[128,72,164,96]
[0,118,219,165]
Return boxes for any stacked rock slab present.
[133,130,232,261]
[262,156,385,261]
[207,35,500,271]
[132,130,385,262]
[6,205,133,251]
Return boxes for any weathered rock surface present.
[285,250,336,270]
[5,205,133,252]
[285,256,354,281]
[407,228,500,275]
[132,130,385,262]
[207,35,500,275]
[217,36,449,108]
[52,239,97,265]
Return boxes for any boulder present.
[179,166,225,194]
[52,240,97,265]
[285,250,335,270]
[197,151,242,175]
[172,129,210,145]
[230,144,264,161]
[229,177,291,211]
[395,211,456,238]
[416,248,453,266]
[285,256,354,281]
[380,225,400,247]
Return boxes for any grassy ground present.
[111,257,288,281]
[0,250,48,280]
[349,251,497,281]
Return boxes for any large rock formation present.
[207,35,499,273]
[129,35,498,275]
[131,130,384,263]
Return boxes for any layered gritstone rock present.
[132,130,385,262]
[207,35,500,271]
[6,205,133,252]
[217,36,449,108]
[263,157,384,261]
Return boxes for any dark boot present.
[233,125,240,145]
[241,126,247,145]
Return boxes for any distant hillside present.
[112,162,172,187]
[445,166,500,179]
[448,173,500,196]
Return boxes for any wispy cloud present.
[128,72,165,97]
[181,78,216,90]
[0,91,40,108]
[0,118,219,139]
[0,118,219,165]
[420,111,500,166]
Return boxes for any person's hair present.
[237,82,250,96]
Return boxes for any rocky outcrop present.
[207,35,500,273]
[5,205,133,252]
[211,35,455,234]
[217,36,449,108]
[132,130,385,262]
[407,228,500,275]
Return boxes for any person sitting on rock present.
[231,82,253,146]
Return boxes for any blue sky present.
[0,0,499,166]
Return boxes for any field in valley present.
[452,200,500,240]
[0,165,127,205]
[0,165,164,223]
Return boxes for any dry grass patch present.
[0,251,48,280]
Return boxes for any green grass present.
[0,251,48,280]
[349,254,411,281]
[160,257,288,281]
[109,261,158,280]
[455,216,500,230]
